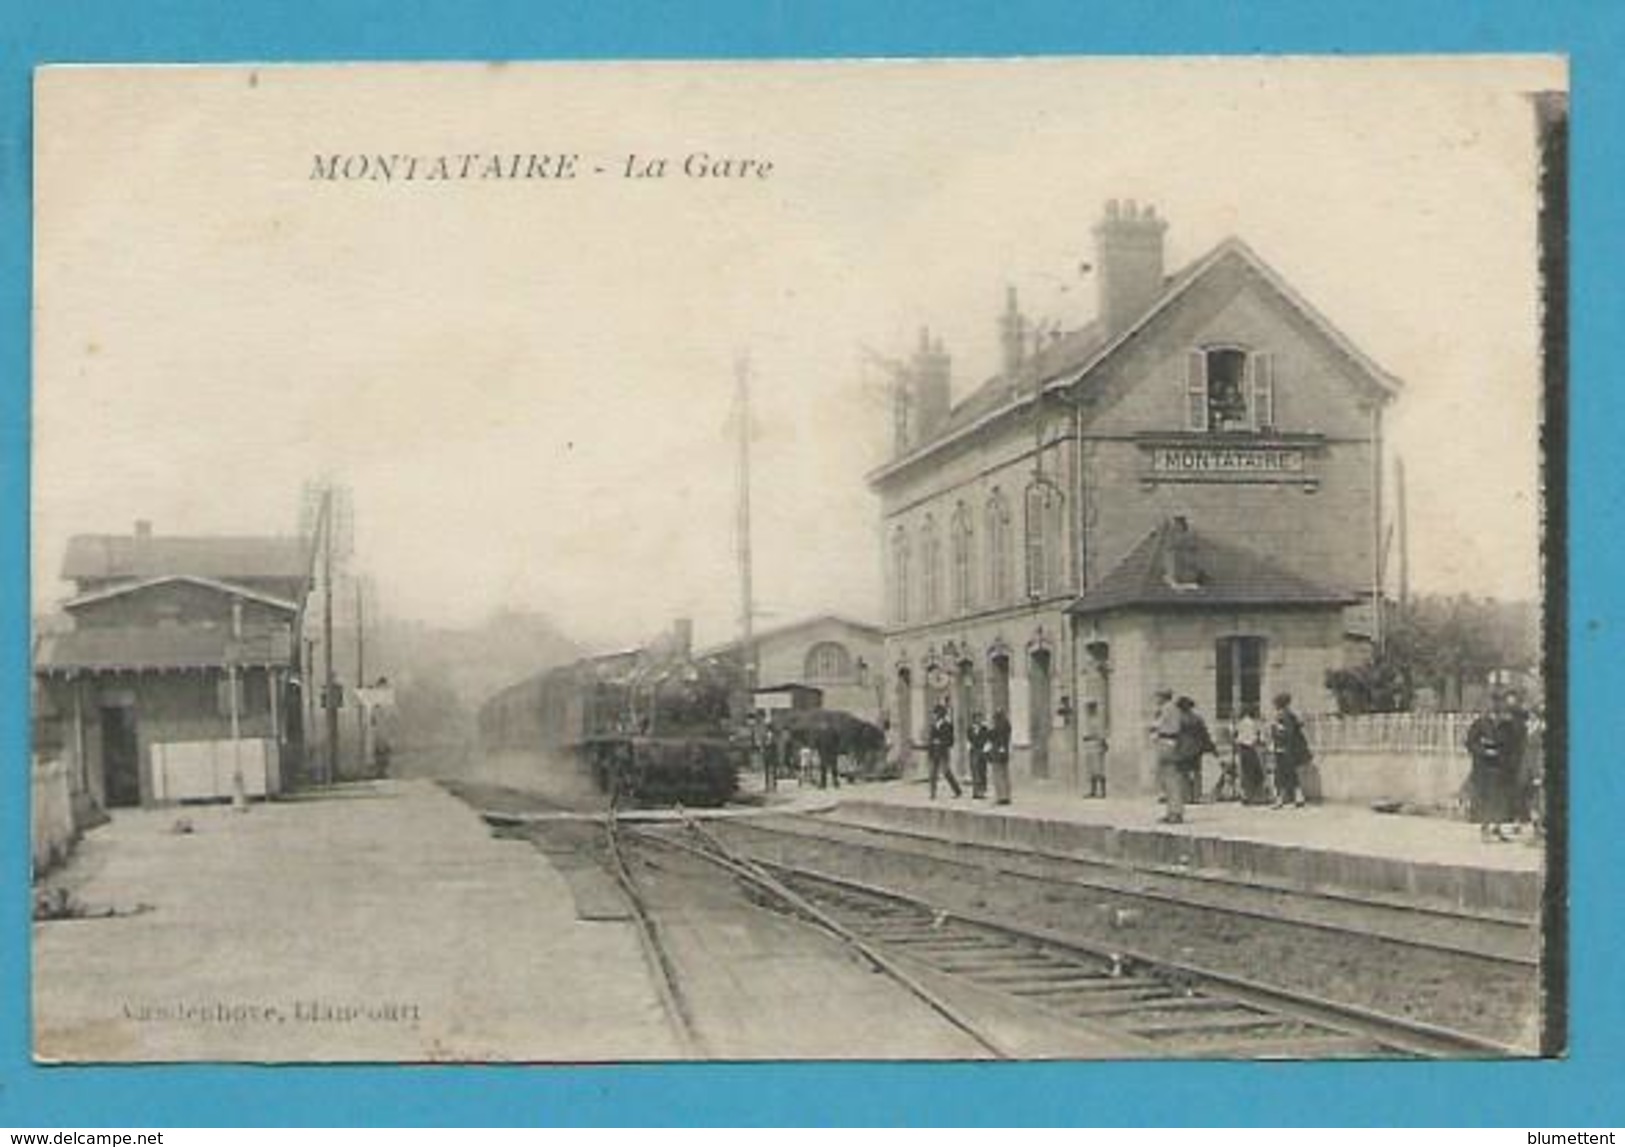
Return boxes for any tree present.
[1326,594,1538,713]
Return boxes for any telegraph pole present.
[1396,456,1410,610]
[735,354,757,700]
[303,636,316,780]
[355,579,367,775]
[322,488,340,785]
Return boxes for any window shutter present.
[1186,350,1208,431]
[1251,352,1275,431]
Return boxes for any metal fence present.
[1303,711,1476,756]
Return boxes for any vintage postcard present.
[30,57,1564,1062]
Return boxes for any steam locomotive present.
[478,620,745,806]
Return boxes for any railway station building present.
[704,614,885,725]
[33,523,311,812]
[868,201,1398,795]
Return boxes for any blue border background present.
[1,0,1619,1127]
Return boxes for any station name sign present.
[1137,435,1320,488]
[1152,446,1306,475]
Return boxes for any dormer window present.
[1186,346,1275,432]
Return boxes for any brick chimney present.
[998,285,1027,380]
[134,519,153,539]
[671,618,693,660]
[910,327,952,442]
[1093,198,1168,337]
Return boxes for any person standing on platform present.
[966,711,991,799]
[816,723,841,790]
[1151,689,1184,824]
[1523,705,1546,840]
[1082,700,1108,798]
[927,703,962,799]
[761,718,777,792]
[1466,691,1519,841]
[1234,706,1266,805]
[1270,692,1310,809]
[1500,690,1533,830]
[988,707,1013,805]
[1175,697,1216,806]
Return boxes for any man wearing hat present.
[1150,688,1184,823]
[1466,689,1524,841]
[927,702,962,800]
[1174,696,1216,807]
[1270,692,1311,809]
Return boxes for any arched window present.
[804,641,853,682]
[950,502,975,614]
[920,515,942,618]
[985,491,1011,604]
[1025,482,1065,599]
[1186,346,1275,432]
[891,524,910,624]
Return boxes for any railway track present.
[446,781,1530,1058]
[716,812,1539,966]
[652,816,1523,1060]
[601,796,707,1056]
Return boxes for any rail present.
[728,855,1520,1059]
[603,793,705,1056]
[660,812,1014,1058]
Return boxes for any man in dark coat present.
[816,723,841,790]
[966,712,991,799]
[1500,690,1533,827]
[1174,697,1216,809]
[1467,691,1521,841]
[988,708,1013,805]
[927,703,962,799]
[1270,692,1311,809]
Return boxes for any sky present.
[33,56,1563,650]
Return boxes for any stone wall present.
[1310,748,1471,811]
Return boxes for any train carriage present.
[479,621,744,806]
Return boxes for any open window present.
[1186,347,1275,432]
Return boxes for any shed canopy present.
[35,627,293,674]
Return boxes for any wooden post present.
[267,666,281,795]
[72,678,87,798]
[229,661,246,811]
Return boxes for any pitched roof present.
[701,613,883,657]
[1067,518,1358,617]
[929,320,1109,443]
[62,574,301,614]
[34,626,294,674]
[61,534,310,583]
[869,236,1402,486]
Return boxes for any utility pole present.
[322,488,339,786]
[355,579,367,775]
[735,354,757,702]
[1396,456,1410,610]
[303,636,316,781]
[228,600,246,812]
